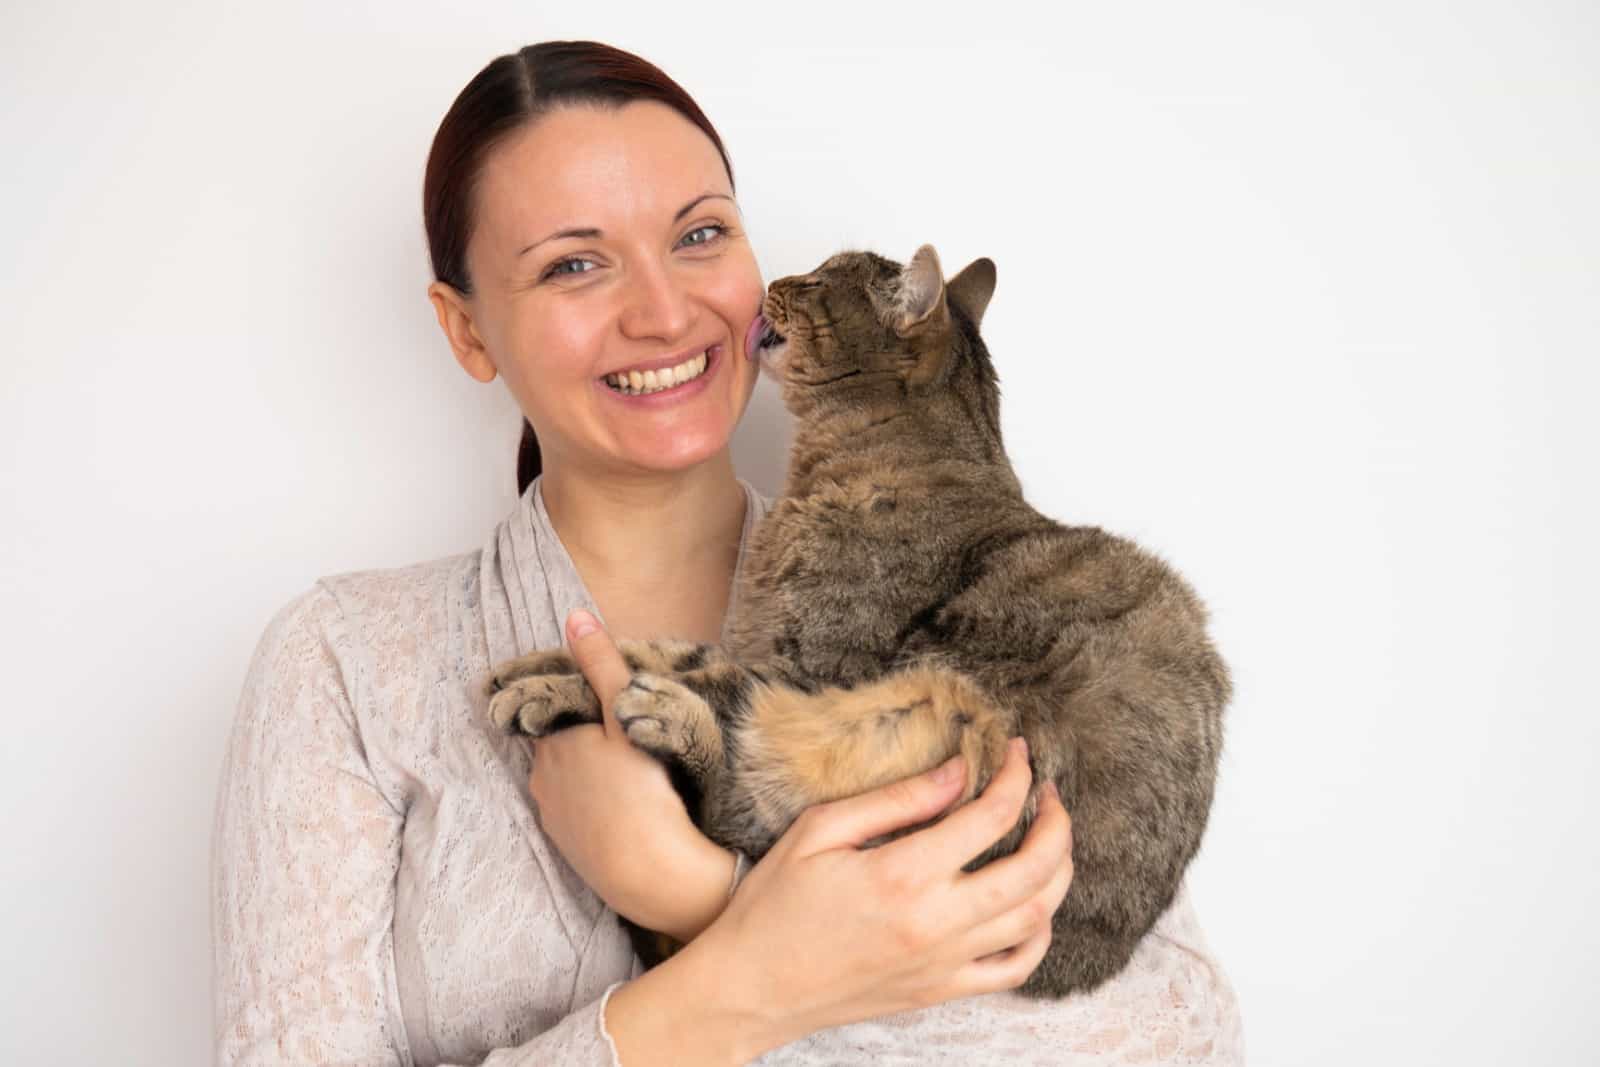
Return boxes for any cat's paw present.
[485,648,582,700]
[488,671,601,737]
[613,673,725,779]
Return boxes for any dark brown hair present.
[422,41,737,495]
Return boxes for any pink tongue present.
[744,315,767,361]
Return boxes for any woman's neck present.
[539,451,748,640]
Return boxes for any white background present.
[3,2,1596,1063]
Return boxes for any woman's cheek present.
[714,246,767,318]
[520,310,608,403]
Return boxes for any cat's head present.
[753,245,998,411]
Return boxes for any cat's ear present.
[947,258,997,329]
[894,244,948,336]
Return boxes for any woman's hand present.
[526,610,736,942]
[663,734,1075,1058]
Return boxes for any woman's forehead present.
[472,101,732,262]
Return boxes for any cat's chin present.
[755,339,790,381]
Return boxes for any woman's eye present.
[680,224,727,248]
[545,257,596,280]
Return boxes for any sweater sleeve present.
[209,585,623,1067]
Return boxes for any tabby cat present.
[485,245,1230,997]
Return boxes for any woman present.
[210,41,1241,1065]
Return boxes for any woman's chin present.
[613,424,733,474]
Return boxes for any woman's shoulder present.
[314,548,482,625]
[253,548,485,677]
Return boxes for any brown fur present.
[488,245,1231,997]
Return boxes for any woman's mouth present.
[601,345,720,399]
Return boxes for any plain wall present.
[3,1,1596,1062]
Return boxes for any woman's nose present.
[618,258,693,342]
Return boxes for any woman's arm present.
[590,743,1073,1064]
[211,588,633,1066]
[546,614,1075,1065]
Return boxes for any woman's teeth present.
[605,350,710,395]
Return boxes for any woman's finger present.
[876,737,1034,878]
[953,917,1054,999]
[785,753,969,855]
[564,610,630,738]
[950,796,1073,965]
[955,780,1072,928]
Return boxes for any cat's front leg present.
[606,641,740,793]
[608,647,762,814]
[610,671,729,809]
[486,638,735,780]
[486,651,600,737]
[484,639,705,737]
[487,646,582,692]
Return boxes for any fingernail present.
[933,754,964,784]
[568,610,598,639]
[1011,736,1028,760]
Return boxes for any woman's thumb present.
[565,610,630,738]
[799,754,967,851]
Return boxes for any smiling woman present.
[210,39,1237,1067]
[428,100,763,486]
[421,44,761,493]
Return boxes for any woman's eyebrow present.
[517,193,735,258]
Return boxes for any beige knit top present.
[210,477,1244,1065]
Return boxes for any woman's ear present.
[428,282,497,383]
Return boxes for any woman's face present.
[431,100,764,480]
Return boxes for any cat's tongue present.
[744,314,768,361]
